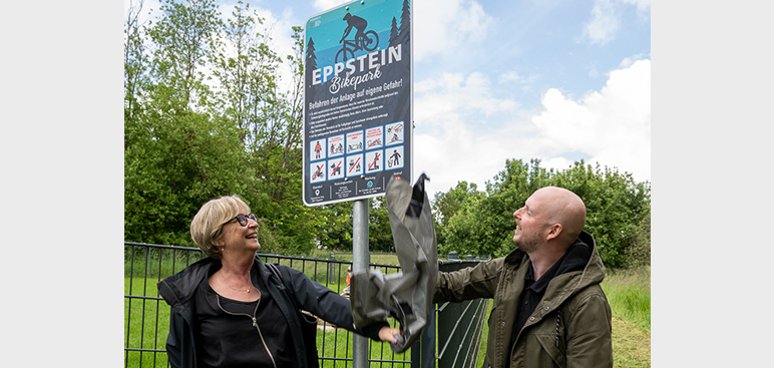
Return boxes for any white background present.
[1,0,773,366]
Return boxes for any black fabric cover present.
[350,173,438,352]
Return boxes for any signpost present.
[303,0,412,206]
[304,0,412,366]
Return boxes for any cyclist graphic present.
[340,12,368,45]
[336,12,379,63]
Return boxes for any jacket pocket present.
[535,333,565,368]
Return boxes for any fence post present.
[352,199,369,368]
[410,306,437,367]
[328,252,336,284]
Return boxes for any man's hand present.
[377,326,402,343]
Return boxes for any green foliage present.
[369,196,395,252]
[551,161,650,269]
[625,206,651,268]
[124,0,322,250]
[124,1,649,269]
[433,159,650,270]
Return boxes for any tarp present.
[350,173,438,352]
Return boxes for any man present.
[340,12,368,45]
[435,186,613,367]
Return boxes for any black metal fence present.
[124,242,487,368]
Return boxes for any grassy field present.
[125,251,650,367]
[602,266,651,368]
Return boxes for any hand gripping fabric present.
[350,173,438,352]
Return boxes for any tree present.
[125,0,251,245]
[398,0,411,46]
[123,0,327,251]
[124,0,149,123]
[432,181,479,252]
[146,0,221,108]
[432,159,651,269]
[389,17,399,47]
[305,37,317,89]
[369,197,394,252]
[551,161,651,268]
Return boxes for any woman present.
[158,195,399,368]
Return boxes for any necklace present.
[218,273,258,294]
[226,284,255,293]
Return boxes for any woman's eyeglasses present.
[224,213,257,227]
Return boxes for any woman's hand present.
[377,326,402,343]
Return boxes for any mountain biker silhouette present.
[340,12,368,45]
[335,12,379,63]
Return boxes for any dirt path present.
[612,316,651,367]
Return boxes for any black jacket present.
[157,255,387,368]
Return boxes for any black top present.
[158,256,389,368]
[511,242,591,344]
[194,269,294,368]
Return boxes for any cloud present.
[620,0,652,14]
[583,0,651,45]
[583,0,620,45]
[498,70,538,92]
[531,58,651,180]
[414,0,493,61]
[413,71,524,195]
[415,72,519,121]
[413,59,650,196]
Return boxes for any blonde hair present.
[190,195,250,259]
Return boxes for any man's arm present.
[434,258,502,303]
[565,293,613,368]
[340,25,353,42]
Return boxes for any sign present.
[303,0,412,206]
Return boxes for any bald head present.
[531,186,586,245]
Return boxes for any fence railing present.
[124,242,487,368]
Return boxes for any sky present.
[127,0,651,196]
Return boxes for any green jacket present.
[435,231,612,368]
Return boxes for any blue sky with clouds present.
[129,0,651,195]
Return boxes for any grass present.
[124,278,169,368]
[602,266,651,331]
[310,250,402,267]
[602,266,651,367]
[125,249,650,367]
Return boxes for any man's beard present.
[514,232,539,253]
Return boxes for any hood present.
[504,230,606,293]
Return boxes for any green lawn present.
[125,253,650,367]
[602,266,651,367]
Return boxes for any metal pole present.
[352,199,369,368]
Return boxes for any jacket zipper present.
[216,295,278,368]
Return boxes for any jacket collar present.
[158,255,267,307]
[524,239,592,294]
[504,230,596,267]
